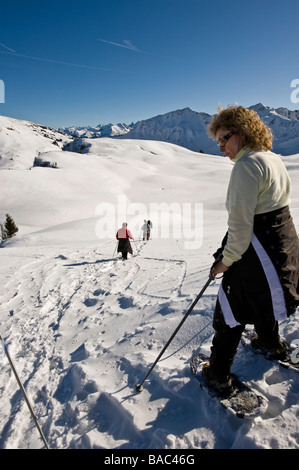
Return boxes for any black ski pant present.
[210,312,280,377]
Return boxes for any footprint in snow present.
[83,298,98,307]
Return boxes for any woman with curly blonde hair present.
[208,105,273,151]
[200,106,299,395]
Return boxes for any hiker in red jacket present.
[116,223,134,260]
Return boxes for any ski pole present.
[135,273,215,392]
[0,333,50,449]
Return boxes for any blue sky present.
[0,0,298,129]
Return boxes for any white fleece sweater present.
[222,148,291,267]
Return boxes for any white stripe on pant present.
[218,234,287,328]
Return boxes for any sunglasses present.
[217,132,234,147]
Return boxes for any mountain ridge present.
[60,103,299,156]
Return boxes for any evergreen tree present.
[4,214,19,238]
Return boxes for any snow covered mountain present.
[60,122,132,139]
[118,107,215,154]
[60,104,299,156]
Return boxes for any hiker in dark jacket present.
[116,223,134,260]
[203,106,299,395]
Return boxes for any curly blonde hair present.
[208,106,273,151]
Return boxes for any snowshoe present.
[190,353,268,419]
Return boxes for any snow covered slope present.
[0,115,72,170]
[0,118,298,450]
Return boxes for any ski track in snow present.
[0,240,215,449]
[0,238,298,450]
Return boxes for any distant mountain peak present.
[115,104,299,155]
